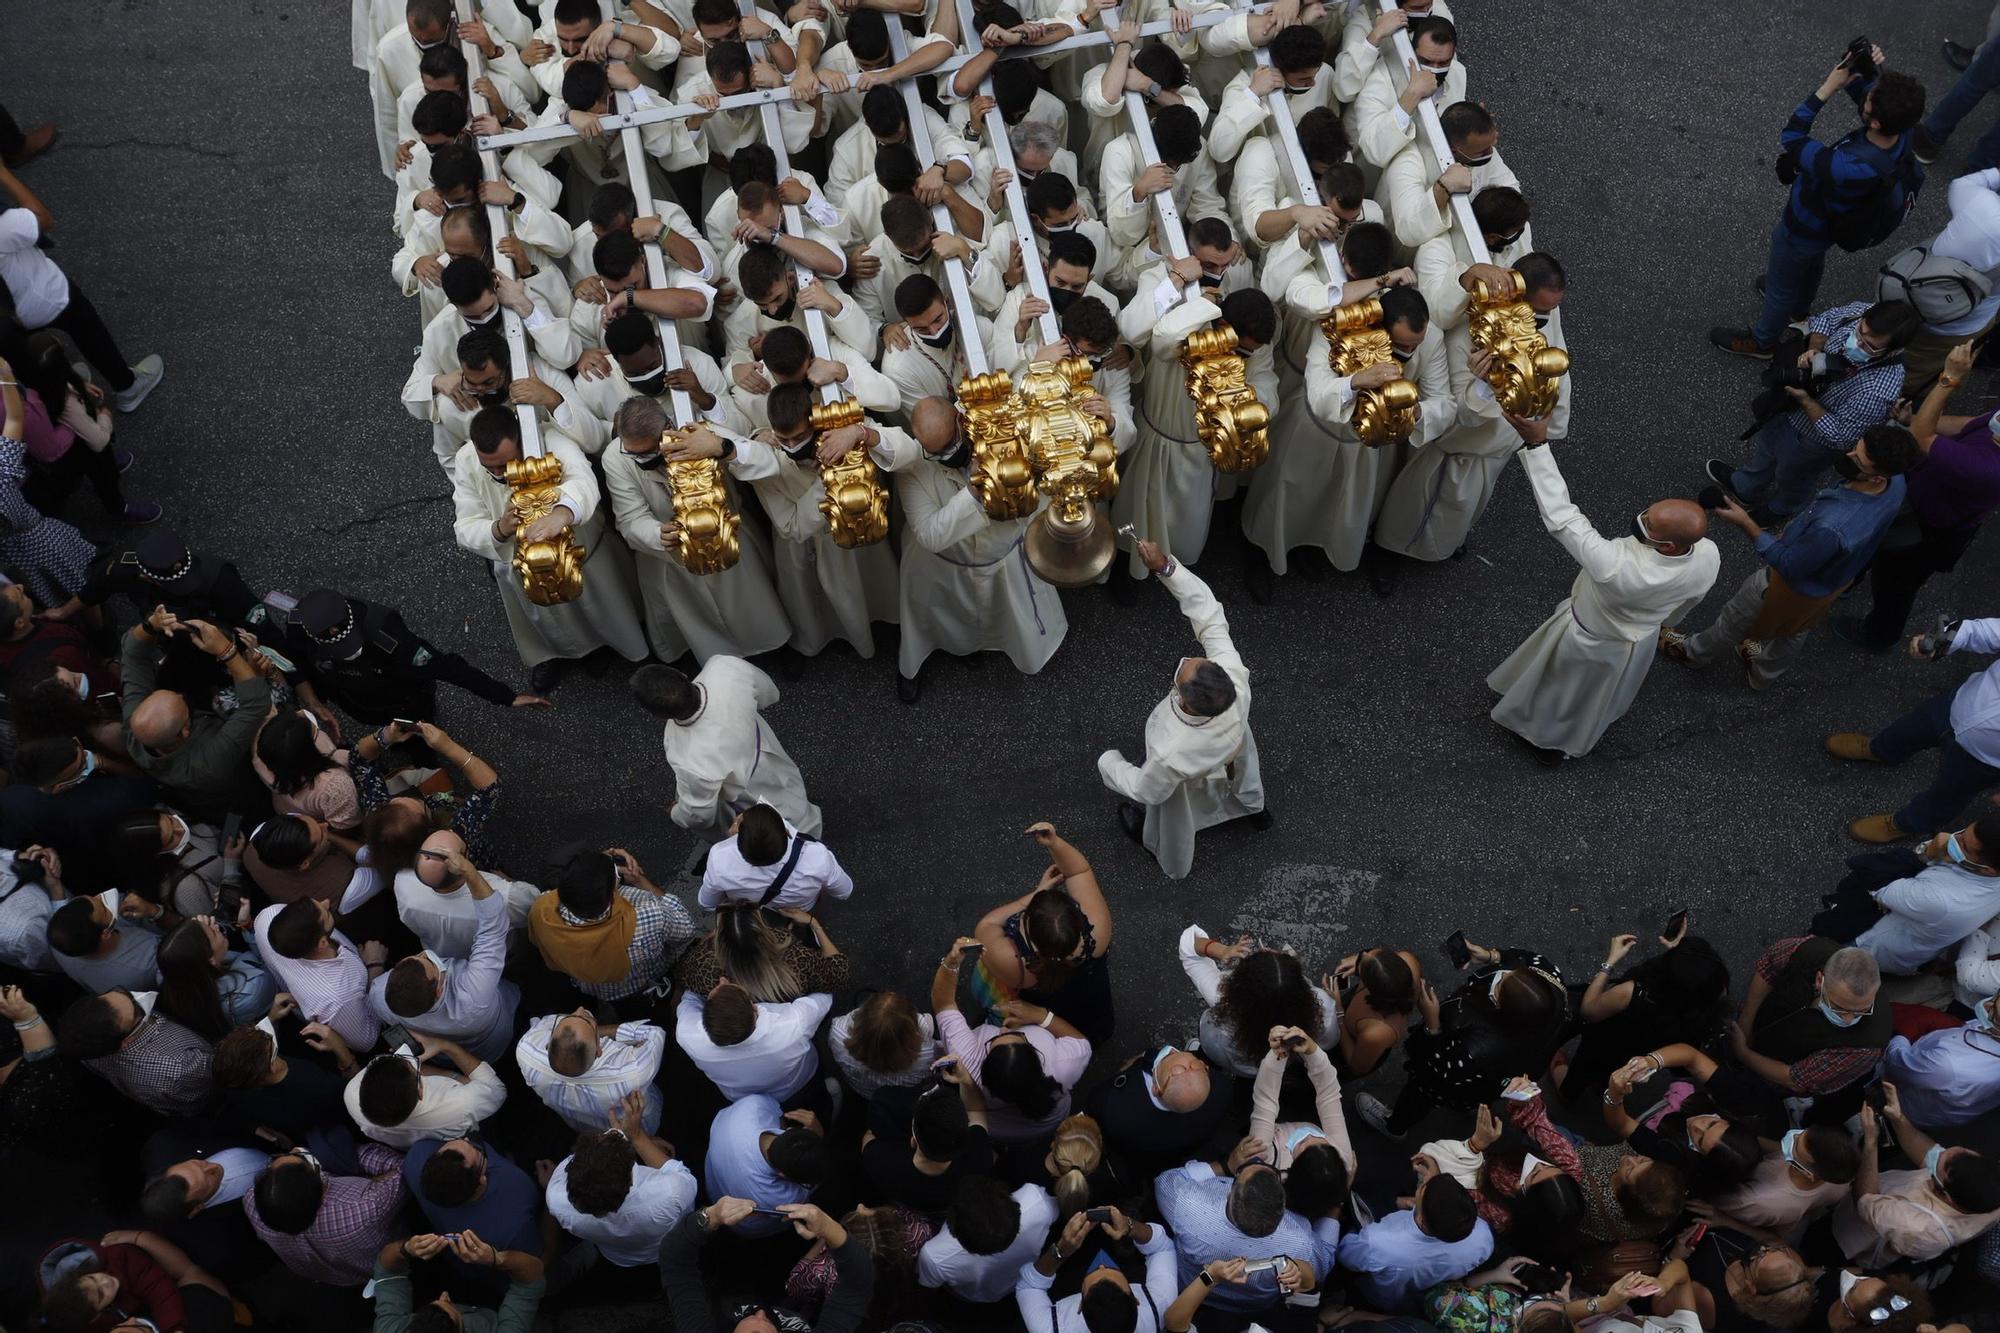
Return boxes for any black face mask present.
[935,437,972,470]
[1533,314,1550,331]
[626,365,668,396]
[1832,453,1866,481]
[630,448,668,471]
[471,382,510,407]
[1630,517,1650,543]
[1049,287,1082,315]
[919,321,954,349]
[768,294,797,323]
[781,435,818,466]
[1198,272,1223,288]
[1491,229,1525,250]
[1390,349,1414,365]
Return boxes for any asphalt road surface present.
[7,0,2000,1310]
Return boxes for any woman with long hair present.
[831,990,940,1100]
[1561,927,1731,1107]
[675,904,850,1002]
[110,808,244,919]
[931,936,1091,1144]
[1326,944,1423,1076]
[353,719,499,877]
[784,1202,936,1325]
[1420,1077,1589,1266]
[973,822,1115,1044]
[1179,929,1337,1078]
[254,708,361,832]
[156,916,274,1041]
[9,331,156,523]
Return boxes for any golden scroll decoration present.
[1320,298,1420,445]
[810,395,890,548]
[1180,323,1270,472]
[659,428,741,575]
[1017,356,1119,587]
[960,369,1039,520]
[1467,273,1570,418]
[504,453,586,606]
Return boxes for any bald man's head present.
[416,828,468,890]
[911,396,960,453]
[1640,498,1707,553]
[129,690,192,751]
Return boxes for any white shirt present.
[916,1183,1057,1304]
[1945,619,2000,768]
[696,825,854,912]
[546,1157,698,1267]
[702,1095,807,1237]
[344,1061,507,1149]
[1928,169,2000,336]
[1015,1221,1178,1333]
[0,871,56,973]
[674,991,830,1101]
[1856,861,2000,973]
[0,208,69,326]
[393,871,538,959]
[517,1016,667,1135]
[828,1008,940,1100]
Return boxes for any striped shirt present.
[516,1016,666,1135]
[1781,87,1911,243]
[246,1142,407,1286]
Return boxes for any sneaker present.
[1657,627,1693,664]
[1355,1091,1405,1140]
[113,355,164,412]
[1913,124,1944,165]
[118,501,163,525]
[1703,458,1742,501]
[1752,273,1765,296]
[1944,38,1976,71]
[1737,640,1770,691]
[1709,327,1774,359]
[114,448,134,474]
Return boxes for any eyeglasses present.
[1850,1293,1912,1324]
[630,449,667,471]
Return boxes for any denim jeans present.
[1870,686,2000,831]
[1752,219,1830,347]
[1730,413,1838,518]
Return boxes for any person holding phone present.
[1013,1204,1179,1333]
[1560,921,1733,1108]
[661,1201,873,1333]
[972,821,1116,1046]
[118,609,271,822]
[1324,945,1423,1077]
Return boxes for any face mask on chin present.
[466,304,501,327]
[780,435,818,466]
[769,294,797,323]
[626,365,668,396]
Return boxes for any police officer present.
[276,587,551,726]
[78,530,260,625]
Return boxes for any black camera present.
[1697,485,1727,511]
[1844,35,1877,81]
[1746,329,1825,426]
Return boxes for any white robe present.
[1207,64,1339,167]
[881,321,991,421]
[664,655,822,836]
[1375,311,1572,562]
[449,433,651,668]
[1113,282,1274,577]
[570,349,747,448]
[1241,320,1451,573]
[418,355,602,470]
[601,438,793,664]
[1376,145,1520,253]
[1487,448,1721,758]
[1097,564,1261,880]
[1344,57,1469,172]
[733,429,918,659]
[894,459,1067,678]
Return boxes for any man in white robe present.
[601,396,793,666]
[420,330,604,470]
[1098,108,1227,281]
[880,277,995,421]
[632,657,823,838]
[450,406,651,694]
[575,312,745,443]
[1241,283,1449,590]
[725,327,896,432]
[1097,541,1265,880]
[894,397,1069,702]
[1344,19,1467,171]
[1375,101,1518,252]
[1377,256,1571,563]
[369,0,459,178]
[1330,0,1454,104]
[1205,25,1339,166]
[1488,420,1719,762]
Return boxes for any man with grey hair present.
[1732,935,1891,1121]
[1097,541,1266,879]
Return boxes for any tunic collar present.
[671,683,709,727]
[1169,695,1215,727]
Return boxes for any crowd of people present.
[2,0,2000,1330]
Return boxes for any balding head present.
[416,829,467,890]
[129,690,192,751]
[911,396,960,453]
[1639,498,1707,554]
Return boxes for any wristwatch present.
[1196,1269,1216,1287]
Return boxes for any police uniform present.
[79,532,260,625]
[276,589,518,725]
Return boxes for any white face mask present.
[130,989,158,1018]
[1520,1151,1547,1179]
[99,888,122,918]
[167,814,193,858]
[72,672,89,700]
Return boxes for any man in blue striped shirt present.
[1711,46,1926,357]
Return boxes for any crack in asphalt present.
[60,137,239,161]
[312,494,448,536]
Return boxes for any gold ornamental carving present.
[810,395,890,548]
[1180,323,1270,472]
[1467,272,1570,418]
[504,453,586,606]
[959,369,1039,520]
[1320,298,1420,444]
[658,429,741,575]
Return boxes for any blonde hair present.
[1049,1114,1104,1216]
[713,906,804,1001]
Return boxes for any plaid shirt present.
[1786,303,1907,450]
[82,1014,214,1116]
[558,886,698,1001]
[1753,936,1882,1095]
[246,1142,407,1286]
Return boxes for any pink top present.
[253,710,362,829]
[1710,1154,1849,1241]
[936,1008,1090,1144]
[18,389,111,465]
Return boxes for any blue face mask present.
[1946,833,1979,868]
[1818,995,1865,1029]
[1840,329,1874,365]
[1924,1144,1947,1183]
[1781,1130,1814,1178]
[53,749,97,791]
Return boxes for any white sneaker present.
[114,354,164,412]
[1355,1090,1404,1140]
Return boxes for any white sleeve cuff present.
[523,301,553,331]
[1392,104,1412,132]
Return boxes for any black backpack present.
[1822,131,1924,253]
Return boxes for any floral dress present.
[0,437,96,606]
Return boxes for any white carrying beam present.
[454,0,544,457]
[1099,4,1200,308]
[885,18,988,378]
[476,86,797,151]
[932,3,1277,77]
[951,0,1058,350]
[1378,0,1489,265]
[1245,41,1344,287]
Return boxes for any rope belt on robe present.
[934,534,1050,634]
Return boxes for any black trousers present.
[41,281,135,390]
[23,439,123,517]
[1861,519,1981,646]
[0,102,23,158]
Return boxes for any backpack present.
[1878,242,2000,323]
[1822,131,1924,253]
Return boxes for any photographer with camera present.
[1707,299,1919,522]
[1710,41,1925,360]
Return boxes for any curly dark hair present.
[1212,949,1320,1063]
